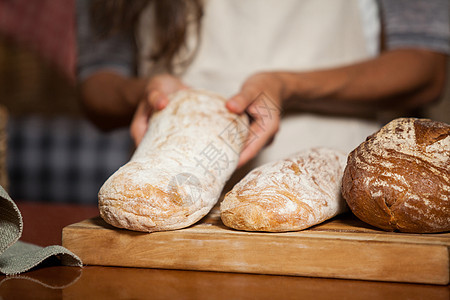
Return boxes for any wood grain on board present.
[62,208,449,285]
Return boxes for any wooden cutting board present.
[62,207,449,285]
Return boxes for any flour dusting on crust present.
[99,89,248,232]
[342,118,450,233]
[220,148,348,232]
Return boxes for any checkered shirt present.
[7,116,133,204]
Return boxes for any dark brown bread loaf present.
[342,118,449,233]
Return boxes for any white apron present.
[138,0,381,166]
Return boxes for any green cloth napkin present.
[0,185,82,275]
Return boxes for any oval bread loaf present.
[342,118,450,233]
[220,148,348,232]
[99,89,248,232]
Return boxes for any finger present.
[152,74,187,94]
[246,96,281,131]
[130,100,151,145]
[237,124,266,167]
[227,84,261,114]
[147,90,169,111]
[147,77,188,111]
[226,94,249,114]
[237,119,277,167]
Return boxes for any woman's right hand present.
[130,74,187,145]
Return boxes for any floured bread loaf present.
[99,89,248,232]
[220,148,348,232]
[342,118,450,233]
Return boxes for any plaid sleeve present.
[380,0,450,54]
[76,0,135,81]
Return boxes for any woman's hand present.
[131,74,187,145]
[226,72,288,167]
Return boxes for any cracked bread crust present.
[220,148,348,232]
[342,118,450,233]
[98,89,248,232]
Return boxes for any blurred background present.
[0,0,449,205]
[0,0,132,204]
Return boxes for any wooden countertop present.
[0,202,448,299]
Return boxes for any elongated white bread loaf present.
[99,89,248,232]
[220,148,348,232]
[342,118,450,233]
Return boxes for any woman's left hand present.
[226,72,287,167]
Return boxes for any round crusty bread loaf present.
[98,89,248,232]
[221,148,348,232]
[342,118,450,233]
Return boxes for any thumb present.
[130,100,151,145]
[226,84,260,114]
[147,90,169,111]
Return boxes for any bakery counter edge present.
[62,209,449,285]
